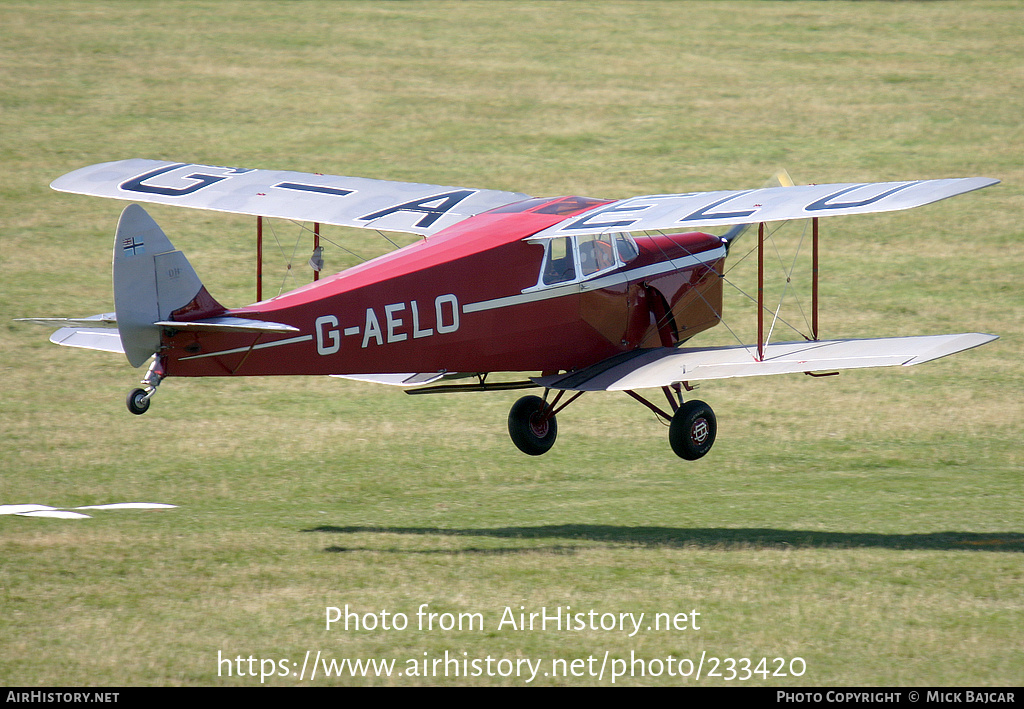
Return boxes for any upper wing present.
[51,159,531,236]
[534,333,998,391]
[52,162,997,237]
[531,178,999,237]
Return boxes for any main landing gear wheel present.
[669,400,717,460]
[508,395,558,456]
[126,388,151,415]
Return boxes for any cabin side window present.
[578,233,616,276]
[542,237,577,285]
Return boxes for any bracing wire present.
[286,220,367,264]
[265,219,306,297]
[765,219,812,344]
[260,219,414,296]
[716,219,815,346]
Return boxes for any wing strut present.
[757,221,765,361]
[256,216,264,302]
[812,216,820,341]
[313,222,321,283]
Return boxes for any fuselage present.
[159,196,726,378]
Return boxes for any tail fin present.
[114,204,224,366]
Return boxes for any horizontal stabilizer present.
[535,333,998,391]
[18,313,124,354]
[16,313,117,328]
[49,327,125,354]
[153,316,298,334]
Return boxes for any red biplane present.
[22,160,998,459]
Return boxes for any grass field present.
[1,1,1022,686]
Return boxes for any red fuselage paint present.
[160,197,725,378]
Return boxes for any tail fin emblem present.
[121,237,145,256]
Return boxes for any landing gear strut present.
[126,357,164,415]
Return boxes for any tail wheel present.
[508,395,558,456]
[126,388,151,416]
[669,400,716,460]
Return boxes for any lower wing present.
[533,333,997,391]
